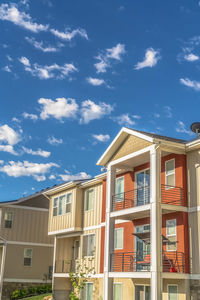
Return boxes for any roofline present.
[0,190,45,206]
[43,180,87,195]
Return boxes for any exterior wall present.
[111,135,151,161]
[82,184,102,228]
[0,207,52,244]
[48,187,83,234]
[3,244,53,280]
[189,211,200,274]
[163,279,190,300]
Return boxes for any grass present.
[21,293,52,300]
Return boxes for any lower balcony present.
[55,257,95,274]
[110,251,185,273]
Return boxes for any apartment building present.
[44,178,104,300]
[0,192,54,300]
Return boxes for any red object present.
[170,267,177,273]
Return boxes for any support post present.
[103,165,116,300]
[150,145,162,300]
[52,236,57,293]
[0,243,7,300]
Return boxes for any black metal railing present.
[110,251,185,273]
[112,184,184,212]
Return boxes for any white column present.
[0,243,7,300]
[150,146,162,300]
[52,236,57,292]
[103,165,116,300]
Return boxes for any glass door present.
[135,225,150,271]
[135,286,150,300]
[136,169,150,206]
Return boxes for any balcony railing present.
[55,259,73,273]
[110,251,185,273]
[112,184,183,212]
[55,257,95,274]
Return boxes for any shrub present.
[11,284,52,299]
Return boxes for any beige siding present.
[48,188,82,234]
[189,211,200,274]
[83,184,102,228]
[55,237,79,262]
[187,149,200,208]
[4,244,53,280]
[111,135,152,161]
[0,207,52,244]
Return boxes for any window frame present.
[166,219,177,252]
[24,248,33,267]
[82,233,96,257]
[113,283,123,300]
[168,284,178,300]
[115,176,124,202]
[165,159,175,189]
[65,192,72,214]
[4,211,13,229]
[84,188,94,211]
[114,227,124,250]
[53,192,72,217]
[85,282,93,300]
[53,197,58,217]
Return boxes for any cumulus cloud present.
[0,3,48,33]
[180,78,200,91]
[92,134,110,142]
[135,48,161,70]
[19,56,78,80]
[2,65,11,72]
[59,170,91,181]
[22,146,51,158]
[47,136,63,145]
[0,125,21,145]
[184,53,199,62]
[25,37,64,53]
[112,114,136,126]
[86,77,105,86]
[176,121,193,136]
[50,28,88,41]
[23,112,38,120]
[80,100,113,124]
[39,97,78,120]
[94,43,125,73]
[0,160,58,181]
[0,145,18,155]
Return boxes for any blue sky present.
[0,0,200,201]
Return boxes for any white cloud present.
[0,3,48,33]
[25,37,63,53]
[132,115,141,120]
[12,117,21,123]
[22,146,51,158]
[39,97,78,120]
[94,43,125,73]
[80,100,113,124]
[92,134,110,142]
[184,53,199,62]
[19,56,30,66]
[0,145,18,155]
[112,114,136,126]
[19,57,78,80]
[50,28,88,41]
[2,65,11,72]
[23,112,38,121]
[176,121,193,136]
[7,55,13,61]
[47,136,63,145]
[164,106,172,118]
[87,77,105,86]
[180,78,200,91]
[49,174,56,180]
[0,160,59,181]
[135,48,161,70]
[59,170,91,181]
[154,113,160,118]
[0,125,21,145]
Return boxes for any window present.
[53,197,58,216]
[66,193,72,213]
[166,219,177,251]
[115,177,124,201]
[114,283,122,300]
[58,195,66,215]
[24,248,32,266]
[168,285,178,300]
[166,159,175,187]
[85,189,94,211]
[4,212,13,228]
[82,234,95,257]
[114,228,123,250]
[81,282,93,300]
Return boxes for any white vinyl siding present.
[82,234,95,257]
[165,159,175,187]
[85,189,94,211]
[116,176,124,201]
[24,248,32,266]
[166,219,177,251]
[114,228,123,250]
[114,283,122,300]
[4,211,13,228]
[168,285,178,300]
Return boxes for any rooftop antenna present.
[190,122,200,137]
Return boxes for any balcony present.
[110,251,185,273]
[55,257,95,274]
[112,184,184,213]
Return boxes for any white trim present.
[48,227,82,236]
[24,248,33,267]
[53,273,103,278]
[83,224,101,231]
[165,159,175,188]
[109,272,151,278]
[162,273,189,279]
[7,241,53,247]
[3,278,52,283]
[84,188,95,212]
[166,219,177,252]
[190,274,200,280]
[188,206,200,212]
[0,244,7,300]
[57,232,81,239]
[168,284,178,300]
[2,205,48,212]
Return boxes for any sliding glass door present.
[136,169,150,206]
[135,286,150,300]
